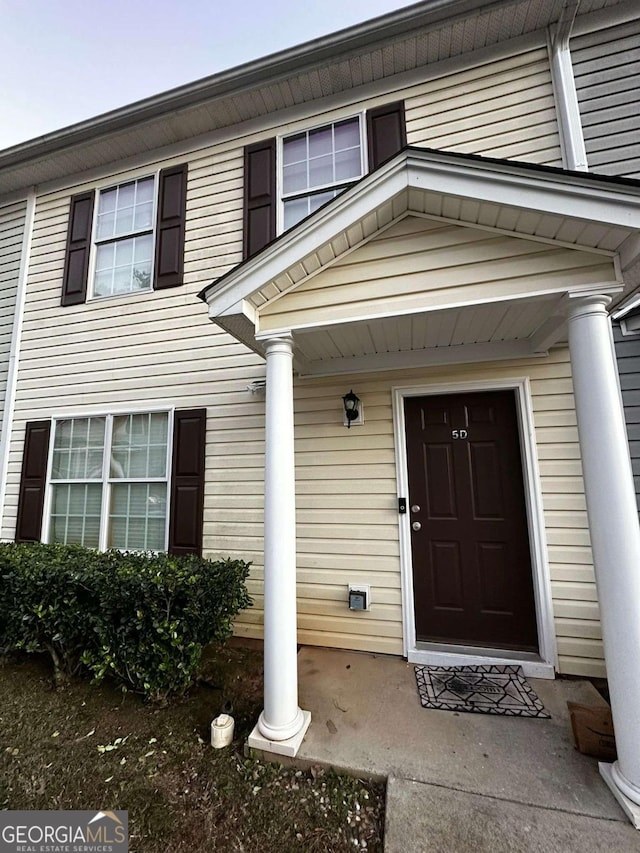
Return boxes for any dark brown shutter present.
[168,408,206,556]
[154,163,188,290]
[366,101,407,171]
[16,421,51,542]
[61,192,95,306]
[243,138,276,259]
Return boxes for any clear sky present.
[0,0,419,151]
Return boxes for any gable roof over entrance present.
[199,147,640,376]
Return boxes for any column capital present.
[566,293,612,322]
[263,333,294,357]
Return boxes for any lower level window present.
[48,412,170,551]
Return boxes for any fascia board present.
[404,152,640,229]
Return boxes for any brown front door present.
[405,390,538,652]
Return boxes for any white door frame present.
[392,377,557,679]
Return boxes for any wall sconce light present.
[342,389,361,428]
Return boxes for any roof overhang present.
[199,148,640,375]
[0,0,629,197]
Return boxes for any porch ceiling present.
[292,294,564,376]
[201,147,640,375]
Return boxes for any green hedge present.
[0,542,252,702]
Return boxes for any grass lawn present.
[0,643,385,852]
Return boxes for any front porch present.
[201,147,640,825]
[277,645,638,851]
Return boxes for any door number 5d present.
[451,429,468,439]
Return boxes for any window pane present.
[111,412,168,479]
[335,148,361,182]
[308,126,332,158]
[283,197,310,230]
[52,417,105,480]
[309,189,339,215]
[308,153,334,189]
[109,483,167,551]
[95,243,115,272]
[133,201,153,231]
[50,483,102,548]
[115,205,134,235]
[283,133,307,166]
[95,235,152,298]
[283,160,308,194]
[135,177,155,203]
[334,118,360,150]
[98,187,117,214]
[115,239,133,267]
[96,211,115,241]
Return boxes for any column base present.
[600,763,640,829]
[247,710,312,758]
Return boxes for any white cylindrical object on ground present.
[211,714,235,749]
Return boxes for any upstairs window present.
[281,117,365,230]
[93,177,156,297]
[243,102,406,260]
[61,163,188,307]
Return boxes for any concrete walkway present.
[291,647,640,852]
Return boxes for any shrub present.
[0,542,252,701]
[0,542,103,682]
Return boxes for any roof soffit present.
[0,0,630,197]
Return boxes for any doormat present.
[414,664,550,718]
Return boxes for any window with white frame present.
[281,116,364,231]
[93,176,155,298]
[48,412,169,551]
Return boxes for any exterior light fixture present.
[342,389,360,428]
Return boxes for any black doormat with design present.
[414,664,550,718]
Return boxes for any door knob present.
[412,521,422,531]
[411,505,420,513]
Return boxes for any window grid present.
[48,411,171,552]
[280,115,365,232]
[91,175,157,300]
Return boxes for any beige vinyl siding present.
[2,148,270,618]
[405,48,562,166]
[0,200,27,433]
[259,217,616,332]
[572,18,640,178]
[281,348,602,676]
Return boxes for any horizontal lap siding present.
[572,19,640,178]
[613,323,640,510]
[288,349,602,675]
[0,200,27,434]
[405,49,562,165]
[2,148,272,612]
[260,217,615,331]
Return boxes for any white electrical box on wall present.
[348,583,371,611]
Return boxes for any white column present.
[253,334,309,749]
[567,295,640,821]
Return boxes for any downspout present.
[0,188,36,537]
[548,0,588,172]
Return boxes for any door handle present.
[412,521,422,531]
[411,505,420,513]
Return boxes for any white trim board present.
[391,376,557,680]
